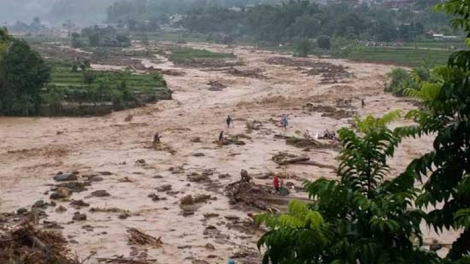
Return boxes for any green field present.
[50,66,167,93]
[403,40,467,50]
[44,60,172,109]
[347,46,453,66]
[168,47,236,64]
[132,31,207,42]
[17,35,71,45]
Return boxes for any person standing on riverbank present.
[226,115,233,127]
[281,115,288,130]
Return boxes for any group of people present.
[153,98,366,147]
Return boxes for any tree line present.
[105,0,456,45]
[182,0,453,44]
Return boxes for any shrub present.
[317,35,331,50]
[385,68,417,96]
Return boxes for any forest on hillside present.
[105,0,456,44]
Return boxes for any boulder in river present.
[156,184,172,192]
[205,243,216,251]
[88,176,104,182]
[91,190,110,197]
[32,200,46,208]
[53,172,78,182]
[50,187,71,200]
[56,205,67,213]
[16,208,28,215]
[70,200,90,207]
[72,212,87,221]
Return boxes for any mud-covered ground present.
[0,42,456,263]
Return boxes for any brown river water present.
[0,42,458,263]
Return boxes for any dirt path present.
[0,42,450,263]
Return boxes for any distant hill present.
[0,0,119,26]
[46,0,119,26]
[0,0,55,24]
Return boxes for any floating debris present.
[126,228,163,247]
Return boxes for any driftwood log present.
[97,257,157,264]
[126,228,162,247]
[291,161,337,171]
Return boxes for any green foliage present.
[385,66,436,96]
[0,38,50,116]
[317,35,331,50]
[105,0,458,45]
[436,0,470,37]
[258,114,437,264]
[43,61,171,113]
[330,37,361,58]
[71,33,86,48]
[80,26,130,48]
[397,36,470,260]
[385,65,436,97]
[294,39,314,57]
[175,0,458,45]
[258,1,470,263]
[345,45,452,66]
[385,68,417,96]
[168,47,235,64]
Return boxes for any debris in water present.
[203,213,220,219]
[0,222,79,264]
[72,212,87,221]
[124,114,133,122]
[156,184,172,192]
[118,177,134,183]
[180,194,213,206]
[226,67,266,79]
[97,256,157,263]
[169,166,185,174]
[90,207,129,214]
[91,190,110,197]
[190,137,202,143]
[53,171,79,182]
[225,170,278,212]
[49,187,71,200]
[187,173,211,183]
[55,182,87,193]
[126,227,162,247]
[303,102,356,120]
[135,159,146,166]
[207,80,227,91]
[272,152,337,171]
[70,200,90,208]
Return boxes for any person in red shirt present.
[273,176,280,191]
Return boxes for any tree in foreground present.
[258,112,438,264]
[396,1,470,261]
[0,35,50,116]
[258,0,470,263]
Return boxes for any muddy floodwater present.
[0,42,456,263]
